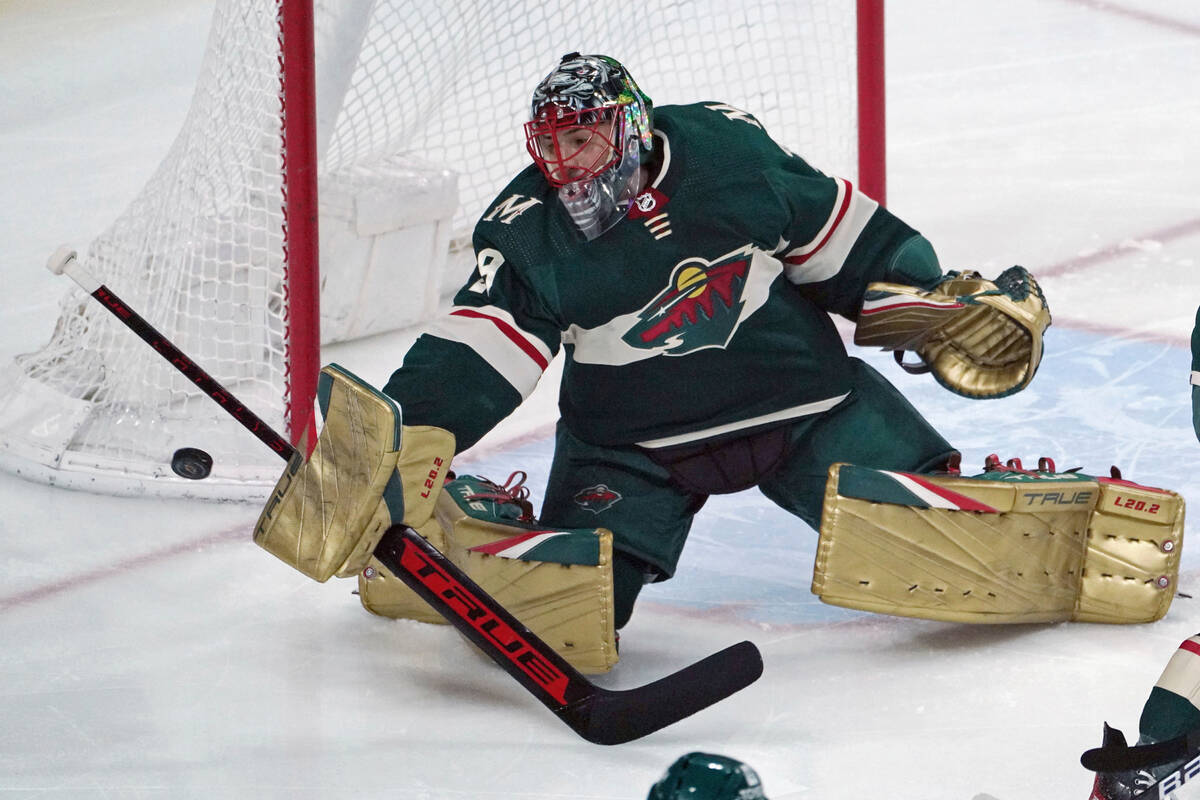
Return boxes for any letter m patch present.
[704,103,763,129]
[483,194,543,224]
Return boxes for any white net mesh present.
[334,0,861,243]
[0,0,866,500]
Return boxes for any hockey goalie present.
[251,52,1182,675]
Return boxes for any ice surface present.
[2,0,1200,797]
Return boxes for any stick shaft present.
[57,251,296,459]
[93,284,297,459]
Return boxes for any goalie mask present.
[646,752,768,800]
[525,52,653,240]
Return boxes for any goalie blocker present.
[813,456,1184,624]
[253,364,455,582]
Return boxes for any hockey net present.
[0,0,882,501]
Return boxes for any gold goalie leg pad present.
[812,460,1183,624]
[358,473,618,674]
[1075,474,1185,623]
[356,516,449,625]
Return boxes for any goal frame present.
[857,0,887,206]
[280,0,320,445]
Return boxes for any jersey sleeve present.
[381,235,561,452]
[763,147,943,320]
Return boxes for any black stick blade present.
[372,525,762,744]
[562,640,763,745]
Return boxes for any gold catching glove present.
[854,266,1051,398]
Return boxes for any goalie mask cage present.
[0,0,885,501]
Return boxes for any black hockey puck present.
[171,447,214,480]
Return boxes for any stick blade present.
[561,640,763,745]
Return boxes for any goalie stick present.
[46,246,764,745]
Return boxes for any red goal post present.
[0,0,885,500]
[857,0,887,206]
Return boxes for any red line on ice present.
[1032,215,1200,348]
[1057,0,1200,37]
[1047,316,1189,349]
[0,525,247,613]
[1037,217,1200,280]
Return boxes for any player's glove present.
[853,265,1051,399]
[253,363,455,582]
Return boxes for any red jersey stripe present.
[450,308,550,371]
[784,179,854,266]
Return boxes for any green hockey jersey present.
[384,102,941,451]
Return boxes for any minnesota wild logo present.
[573,484,622,514]
[622,246,752,355]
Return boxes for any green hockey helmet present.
[646,752,767,800]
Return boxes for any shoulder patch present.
[703,103,763,129]
[483,194,543,225]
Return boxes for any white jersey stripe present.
[783,177,849,260]
[446,304,555,365]
[448,308,550,369]
[637,392,849,448]
[427,307,552,399]
[782,178,879,285]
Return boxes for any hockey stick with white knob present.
[46,246,763,744]
[46,246,293,459]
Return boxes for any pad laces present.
[465,471,535,522]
